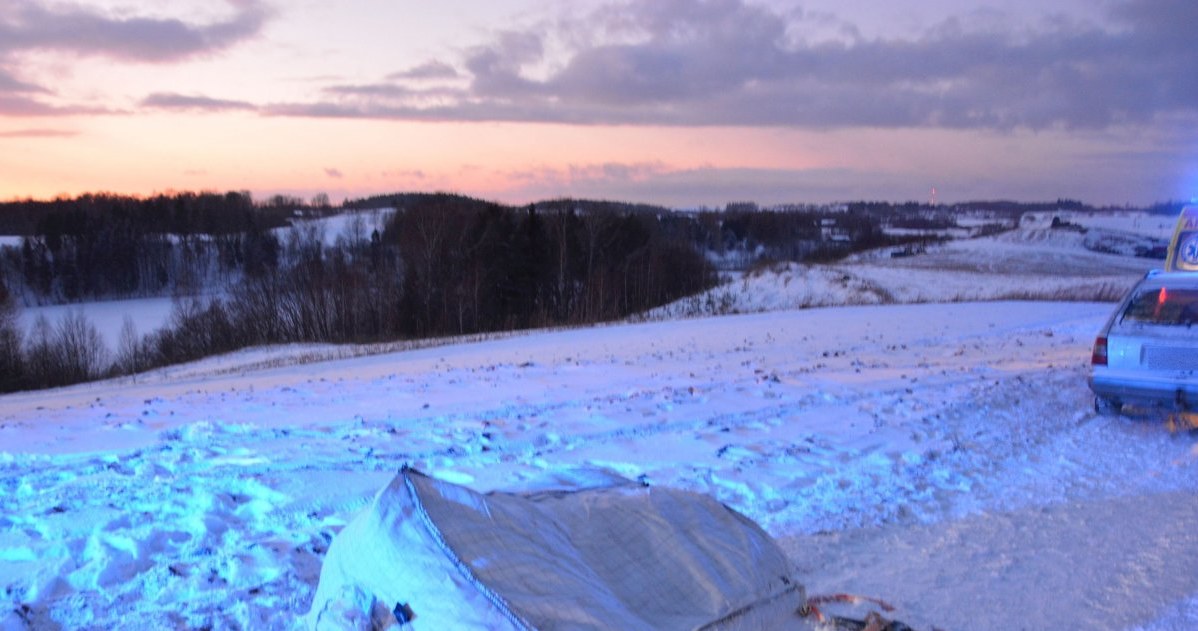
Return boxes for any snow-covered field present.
[3,213,1197,630]
[16,298,177,352]
[654,219,1159,318]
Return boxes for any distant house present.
[820,218,851,242]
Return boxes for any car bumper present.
[1089,370,1198,410]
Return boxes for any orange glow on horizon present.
[1,113,832,204]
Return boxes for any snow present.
[653,222,1156,318]
[2,212,1197,630]
[17,297,177,350]
[1023,210,1176,240]
[279,208,393,248]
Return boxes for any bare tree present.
[0,281,24,391]
[54,309,108,384]
[23,314,56,387]
[114,315,146,377]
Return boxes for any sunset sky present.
[1,0,1196,207]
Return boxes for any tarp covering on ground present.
[306,467,810,630]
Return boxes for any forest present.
[0,190,980,392]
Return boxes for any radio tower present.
[929,186,938,206]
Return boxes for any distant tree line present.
[0,193,719,392]
[690,205,934,266]
[0,192,289,303]
[1143,200,1191,216]
[849,198,1090,217]
[1,190,1130,393]
[0,191,296,236]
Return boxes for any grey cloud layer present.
[3,0,1194,132]
[141,93,256,112]
[0,127,76,138]
[387,61,460,81]
[0,62,54,115]
[0,0,269,62]
[296,0,1198,130]
[0,0,269,115]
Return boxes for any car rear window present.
[1121,285,1198,326]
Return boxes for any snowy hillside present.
[2,210,1196,630]
[12,206,1171,350]
[653,213,1161,318]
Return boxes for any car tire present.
[1094,396,1122,416]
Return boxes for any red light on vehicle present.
[1091,336,1108,366]
[1154,287,1168,319]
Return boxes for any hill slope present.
[2,301,1197,629]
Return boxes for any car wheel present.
[1094,396,1122,416]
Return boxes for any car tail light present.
[1091,336,1108,366]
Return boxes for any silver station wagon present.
[1089,270,1198,414]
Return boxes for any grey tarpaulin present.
[307,467,810,630]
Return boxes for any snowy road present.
[2,301,1197,630]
